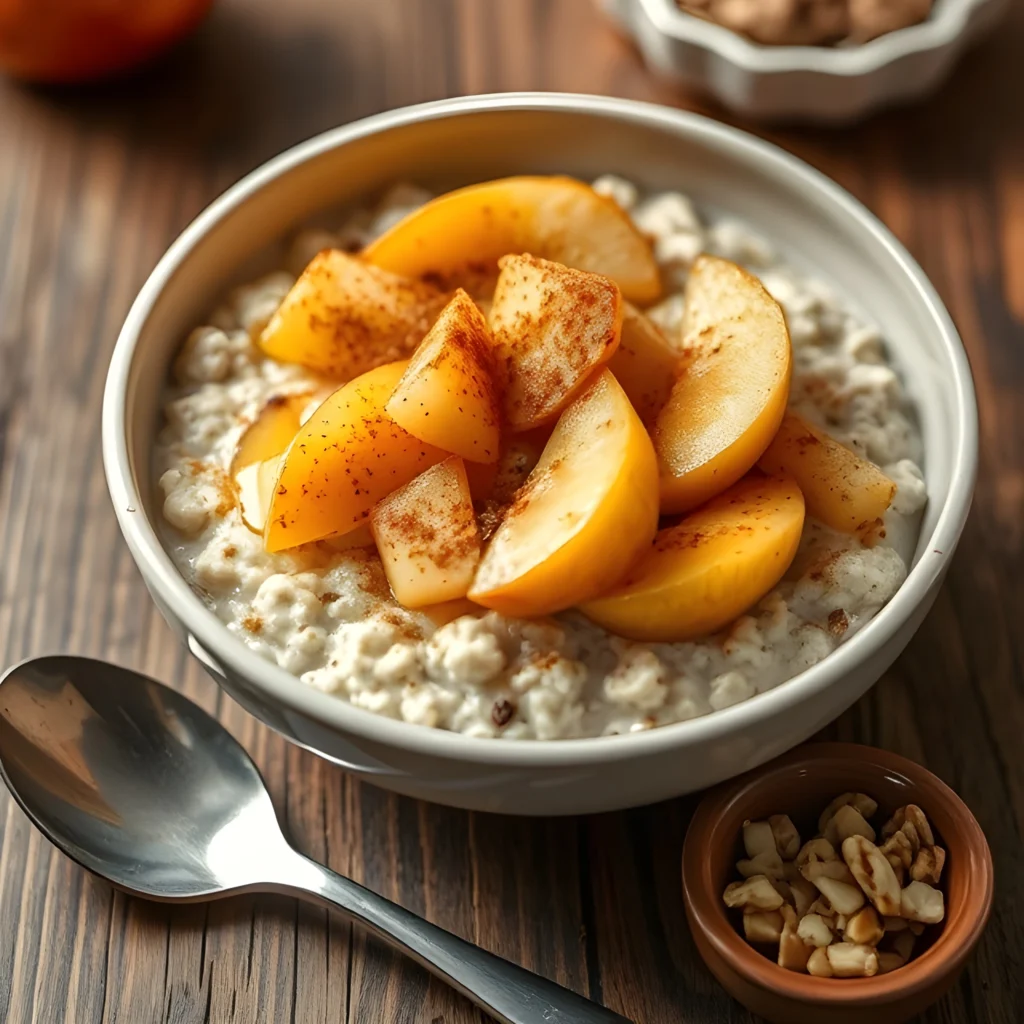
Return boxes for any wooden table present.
[1,2,1021,1021]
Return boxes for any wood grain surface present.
[1,1,1022,1021]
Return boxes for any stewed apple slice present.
[468,370,659,617]
[231,392,312,472]
[259,250,447,378]
[759,412,896,543]
[264,361,447,552]
[231,393,312,533]
[385,289,501,463]
[608,302,680,424]
[654,255,792,514]
[580,473,805,642]
[370,457,482,608]
[363,176,661,303]
[489,254,623,432]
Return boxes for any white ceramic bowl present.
[102,94,976,816]
[601,0,1008,123]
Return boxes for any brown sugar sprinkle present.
[491,699,516,728]
[222,545,237,559]
[241,613,263,635]
[827,608,850,637]
[319,591,340,606]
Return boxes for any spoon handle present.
[287,852,632,1024]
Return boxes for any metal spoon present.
[0,655,631,1024]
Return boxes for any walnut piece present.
[842,835,902,916]
[744,910,785,943]
[738,849,785,880]
[844,906,884,947]
[778,905,812,972]
[824,804,876,847]
[724,874,785,911]
[769,814,801,860]
[826,942,879,978]
[910,845,946,885]
[743,820,778,859]
[797,913,833,948]
[807,946,834,977]
[819,792,879,834]
[901,881,945,924]
[812,876,865,917]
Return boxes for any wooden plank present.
[0,0,1022,1021]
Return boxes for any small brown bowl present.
[682,743,993,1024]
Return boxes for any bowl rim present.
[102,92,978,767]
[636,0,1003,76]
[681,742,994,1003]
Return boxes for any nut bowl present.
[601,0,1009,123]
[102,94,977,815]
[681,743,994,1023]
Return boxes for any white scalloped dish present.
[601,0,1008,123]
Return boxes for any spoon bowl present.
[0,655,630,1024]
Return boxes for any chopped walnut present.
[827,942,879,978]
[722,790,946,979]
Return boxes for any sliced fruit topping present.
[231,393,312,534]
[362,175,661,303]
[758,411,896,543]
[235,455,282,535]
[264,361,447,552]
[385,289,500,463]
[370,456,482,608]
[654,255,792,514]
[468,370,659,617]
[489,254,623,432]
[259,250,446,378]
[231,392,311,475]
[580,473,806,642]
[607,302,680,424]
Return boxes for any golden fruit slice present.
[370,457,482,608]
[231,392,311,475]
[489,254,623,432]
[264,361,447,552]
[580,473,805,642]
[362,175,661,303]
[231,393,313,534]
[468,370,659,617]
[607,302,680,424]
[419,598,488,627]
[654,255,792,514]
[759,412,896,542]
[385,289,500,463]
[259,250,446,378]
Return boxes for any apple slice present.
[231,392,311,475]
[759,412,896,542]
[385,289,501,463]
[259,249,447,378]
[580,473,806,642]
[264,361,447,552]
[654,255,792,514]
[468,370,659,617]
[608,302,680,424]
[231,393,312,533]
[370,456,482,608]
[489,254,623,432]
[362,176,661,303]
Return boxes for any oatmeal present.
[155,177,926,740]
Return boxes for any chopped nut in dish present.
[722,798,946,976]
[677,0,935,47]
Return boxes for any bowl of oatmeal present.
[103,94,976,815]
